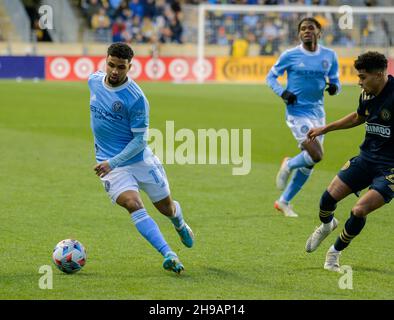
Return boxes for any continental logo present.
[216,57,276,81]
[222,60,270,80]
[365,122,391,138]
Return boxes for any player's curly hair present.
[107,43,134,62]
[297,17,322,33]
[354,51,387,72]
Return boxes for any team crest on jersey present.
[104,181,111,192]
[112,101,123,113]
[321,60,329,70]
[300,125,309,134]
[381,109,391,121]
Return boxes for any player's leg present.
[305,175,352,252]
[275,117,322,216]
[100,167,180,273]
[324,189,386,272]
[116,191,178,266]
[306,156,371,253]
[325,167,393,272]
[276,116,322,190]
[153,196,194,249]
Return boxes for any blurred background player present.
[266,17,341,217]
[88,42,194,274]
[305,52,394,271]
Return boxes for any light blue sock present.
[131,209,172,257]
[280,167,313,203]
[287,151,315,170]
[170,201,185,230]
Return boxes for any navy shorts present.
[337,156,394,203]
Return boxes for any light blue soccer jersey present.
[266,44,341,119]
[88,71,150,166]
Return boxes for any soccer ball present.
[52,239,87,274]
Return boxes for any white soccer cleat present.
[276,157,291,190]
[324,246,341,272]
[274,200,298,218]
[305,218,338,253]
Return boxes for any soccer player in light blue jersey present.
[266,17,341,217]
[89,43,194,274]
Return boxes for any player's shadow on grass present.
[202,267,249,282]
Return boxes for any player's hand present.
[94,161,112,178]
[307,127,326,141]
[325,83,338,96]
[281,90,297,105]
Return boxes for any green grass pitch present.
[0,80,393,300]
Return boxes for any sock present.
[131,208,172,257]
[319,190,337,225]
[329,245,340,253]
[287,151,315,170]
[169,200,185,230]
[334,212,366,251]
[280,167,312,203]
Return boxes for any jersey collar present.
[298,44,321,56]
[102,76,131,92]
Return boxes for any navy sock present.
[319,190,337,224]
[334,212,366,251]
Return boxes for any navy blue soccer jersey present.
[357,75,394,166]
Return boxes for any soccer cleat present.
[305,218,338,253]
[324,246,341,272]
[276,157,291,190]
[176,223,194,248]
[163,252,184,274]
[274,200,298,217]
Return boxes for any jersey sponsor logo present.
[90,105,123,122]
[381,109,391,121]
[365,122,391,138]
[112,101,123,113]
[295,70,326,77]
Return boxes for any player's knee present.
[351,205,369,217]
[311,151,323,163]
[320,190,337,211]
[123,198,144,213]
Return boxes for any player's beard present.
[107,74,126,87]
[108,76,121,86]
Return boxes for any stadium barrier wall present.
[0,56,45,79]
[1,55,393,83]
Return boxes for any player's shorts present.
[100,154,170,204]
[337,155,394,203]
[286,115,325,147]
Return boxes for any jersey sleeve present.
[130,95,149,133]
[88,71,104,89]
[328,51,341,94]
[266,51,291,97]
[270,50,291,77]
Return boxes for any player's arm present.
[94,132,147,178]
[308,112,366,140]
[266,51,297,104]
[325,52,341,96]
